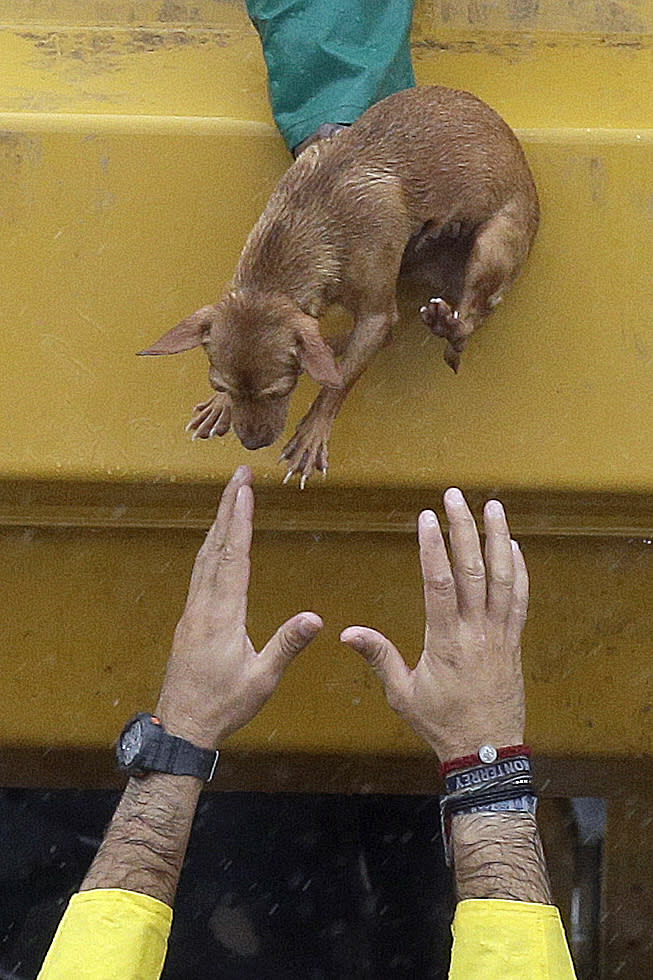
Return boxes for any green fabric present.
[246,0,416,149]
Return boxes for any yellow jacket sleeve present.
[37,889,173,980]
[449,899,577,980]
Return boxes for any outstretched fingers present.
[189,466,253,593]
[506,540,529,659]
[340,627,411,709]
[214,483,255,625]
[215,467,254,550]
[418,509,458,631]
[444,488,486,619]
[260,613,324,675]
[483,499,515,622]
[483,495,529,654]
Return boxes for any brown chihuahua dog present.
[140,86,539,486]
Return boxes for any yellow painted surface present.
[0,525,650,759]
[0,7,651,127]
[0,117,651,492]
[0,0,651,785]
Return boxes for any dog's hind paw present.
[186,394,231,440]
[419,297,473,374]
[419,297,459,337]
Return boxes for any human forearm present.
[80,774,202,905]
[448,814,576,980]
[341,490,575,976]
[451,811,553,904]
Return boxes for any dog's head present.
[140,291,343,450]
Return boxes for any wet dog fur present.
[140,86,539,485]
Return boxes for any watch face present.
[120,718,144,765]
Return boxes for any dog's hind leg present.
[420,199,534,372]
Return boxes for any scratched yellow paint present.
[0,5,650,127]
[4,0,652,32]
[0,0,651,785]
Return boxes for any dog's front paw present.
[279,413,333,489]
[185,394,231,440]
[419,297,473,374]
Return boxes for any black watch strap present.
[118,713,219,782]
[139,726,219,782]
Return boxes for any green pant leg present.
[246,0,416,150]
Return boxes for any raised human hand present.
[156,465,323,748]
[341,488,528,761]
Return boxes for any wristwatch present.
[116,712,219,781]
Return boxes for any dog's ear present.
[295,315,344,388]
[138,306,216,356]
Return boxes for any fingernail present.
[340,629,362,650]
[234,465,248,480]
[235,484,252,508]
[420,509,438,525]
[444,487,465,505]
[343,638,364,652]
[297,613,322,637]
[485,499,504,516]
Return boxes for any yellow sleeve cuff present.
[449,899,577,980]
[37,889,173,980]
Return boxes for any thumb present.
[340,627,411,705]
[261,612,323,674]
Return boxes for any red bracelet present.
[439,744,531,778]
